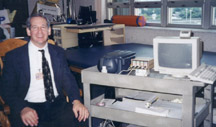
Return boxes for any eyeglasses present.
[30,25,48,31]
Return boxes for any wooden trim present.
[69,66,82,74]
[0,96,10,127]
[0,112,11,127]
[66,27,111,33]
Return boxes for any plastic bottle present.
[101,66,108,73]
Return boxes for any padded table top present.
[65,43,216,69]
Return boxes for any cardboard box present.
[0,10,10,24]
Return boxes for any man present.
[1,14,89,127]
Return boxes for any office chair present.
[78,6,92,25]
[0,38,27,57]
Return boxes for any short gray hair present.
[26,14,50,29]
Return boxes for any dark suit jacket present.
[1,43,81,115]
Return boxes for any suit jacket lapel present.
[20,44,30,86]
[48,44,60,83]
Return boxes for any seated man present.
[1,14,89,127]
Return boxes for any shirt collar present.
[29,41,48,53]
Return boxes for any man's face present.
[26,17,51,48]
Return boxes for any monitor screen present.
[158,43,192,68]
[153,36,202,77]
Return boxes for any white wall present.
[125,26,216,52]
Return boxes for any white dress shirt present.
[25,41,58,102]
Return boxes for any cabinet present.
[52,24,78,49]
[53,24,125,48]
[82,66,213,127]
[103,24,125,46]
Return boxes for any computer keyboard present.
[188,64,216,84]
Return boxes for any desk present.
[82,66,214,127]
[65,23,114,33]
[65,43,216,73]
[52,24,125,49]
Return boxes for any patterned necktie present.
[39,49,55,102]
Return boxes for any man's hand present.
[72,100,89,122]
[21,107,39,127]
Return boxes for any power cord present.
[99,119,116,127]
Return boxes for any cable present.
[118,69,130,74]
[100,119,116,127]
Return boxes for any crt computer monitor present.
[153,36,203,77]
